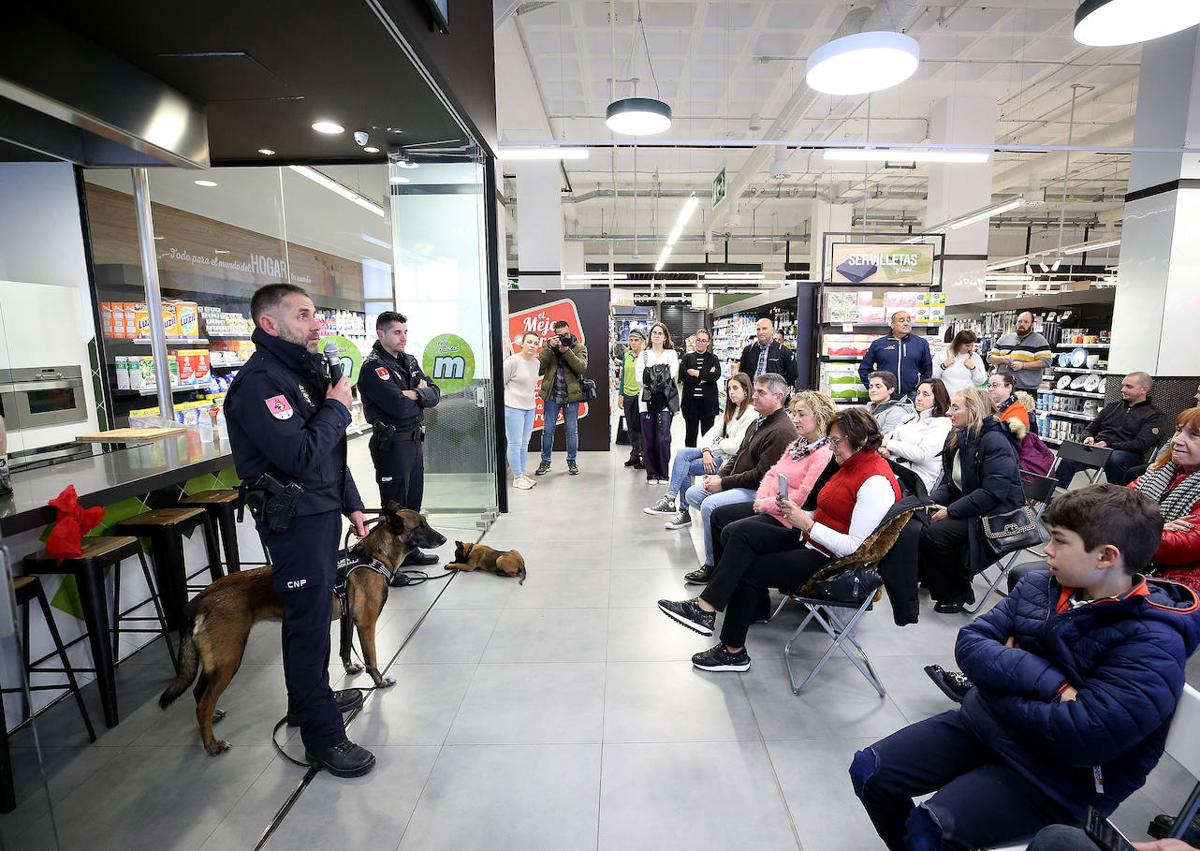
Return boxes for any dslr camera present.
[555,331,575,348]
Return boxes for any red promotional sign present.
[507,298,589,432]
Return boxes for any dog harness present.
[334,547,396,613]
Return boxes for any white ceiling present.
[495,0,1144,266]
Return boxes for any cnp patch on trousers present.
[265,395,294,420]
[375,367,390,380]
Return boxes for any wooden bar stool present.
[117,507,221,630]
[180,490,245,574]
[22,536,173,728]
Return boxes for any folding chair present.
[1051,440,1114,487]
[964,471,1057,615]
[784,591,885,697]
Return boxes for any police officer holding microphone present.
[224,283,375,778]
[356,310,441,572]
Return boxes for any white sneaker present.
[513,476,534,490]
[524,474,537,487]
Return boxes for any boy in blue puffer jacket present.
[851,484,1200,850]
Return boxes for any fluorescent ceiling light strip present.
[289,166,384,217]
[948,198,1024,230]
[986,258,1030,271]
[823,149,990,164]
[1062,238,1120,256]
[654,246,672,272]
[496,147,589,160]
[567,273,628,280]
[655,195,700,270]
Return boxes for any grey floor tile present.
[15,745,278,851]
[197,755,305,851]
[340,663,476,746]
[606,606,712,662]
[869,654,960,725]
[609,536,702,571]
[397,744,602,850]
[599,741,798,850]
[263,746,441,851]
[0,745,122,844]
[477,538,612,572]
[446,662,605,744]
[1110,789,1165,842]
[603,661,759,743]
[381,574,455,610]
[432,569,519,609]
[482,608,608,663]
[607,569,693,608]
[766,737,883,851]
[504,568,611,609]
[396,609,501,664]
[741,657,909,742]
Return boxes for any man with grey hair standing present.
[1053,371,1168,488]
[858,311,932,399]
[988,311,1052,395]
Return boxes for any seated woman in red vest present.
[657,407,900,672]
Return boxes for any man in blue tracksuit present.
[851,484,1200,850]
[858,311,932,399]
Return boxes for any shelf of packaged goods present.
[129,337,209,346]
[210,361,247,370]
[206,334,252,341]
[1047,389,1104,399]
[1055,343,1110,349]
[820,322,941,328]
[820,355,863,362]
[1042,410,1093,422]
[1042,436,1063,446]
[1049,367,1107,375]
[116,383,213,397]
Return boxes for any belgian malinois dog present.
[447,541,527,584]
[158,504,446,755]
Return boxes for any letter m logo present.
[433,356,465,380]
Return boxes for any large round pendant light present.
[606,97,672,136]
[1074,0,1200,46]
[805,31,920,96]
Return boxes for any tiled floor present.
[5,433,1200,849]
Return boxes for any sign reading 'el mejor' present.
[831,243,935,286]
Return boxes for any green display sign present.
[422,333,475,394]
[712,167,726,208]
[319,335,364,386]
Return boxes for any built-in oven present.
[0,366,89,428]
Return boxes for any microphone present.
[323,340,343,384]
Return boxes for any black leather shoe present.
[924,665,973,704]
[632,460,645,470]
[307,739,376,778]
[624,456,640,468]
[933,600,966,614]
[287,688,364,726]
[684,565,714,585]
[1148,811,1200,842]
[403,549,440,567]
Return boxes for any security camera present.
[354,130,369,147]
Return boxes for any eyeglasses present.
[948,403,965,411]
[827,436,843,449]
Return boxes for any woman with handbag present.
[921,386,1024,613]
[644,372,755,521]
[880,378,953,493]
[657,407,900,672]
[636,322,680,485]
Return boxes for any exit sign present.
[712,168,726,208]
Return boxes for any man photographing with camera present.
[224,283,374,778]
[535,319,589,477]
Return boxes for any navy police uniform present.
[224,328,364,754]
[356,341,441,511]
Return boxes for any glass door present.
[389,158,499,530]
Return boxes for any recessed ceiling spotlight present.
[194,179,218,187]
[258,148,275,156]
[312,120,345,135]
[363,146,380,154]
[1073,0,1200,47]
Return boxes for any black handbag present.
[980,505,1043,557]
[578,374,598,402]
[804,565,884,604]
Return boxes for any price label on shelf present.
[842,324,854,333]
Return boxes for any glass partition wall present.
[390,158,499,529]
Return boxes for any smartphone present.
[777,474,789,502]
[1084,807,1135,851]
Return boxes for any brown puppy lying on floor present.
[158,504,446,755]
[448,541,527,584]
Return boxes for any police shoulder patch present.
[376,367,390,379]
[265,395,294,420]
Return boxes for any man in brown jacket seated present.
[671,373,799,582]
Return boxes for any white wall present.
[0,162,100,450]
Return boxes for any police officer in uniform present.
[224,283,375,778]
[356,311,441,570]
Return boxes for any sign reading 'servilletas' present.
[830,243,935,285]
